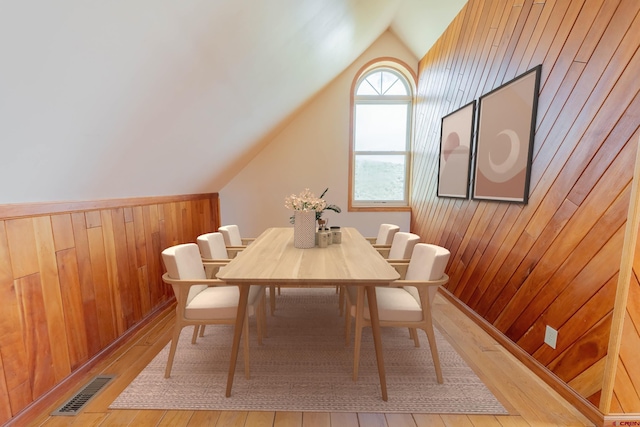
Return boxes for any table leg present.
[226,284,250,397]
[366,285,388,401]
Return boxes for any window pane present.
[354,155,406,201]
[354,104,408,151]
[356,80,378,95]
[381,71,407,95]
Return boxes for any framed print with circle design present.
[472,65,541,204]
[437,100,476,199]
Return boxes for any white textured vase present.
[294,210,316,249]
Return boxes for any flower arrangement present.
[285,188,341,223]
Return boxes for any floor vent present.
[51,375,115,416]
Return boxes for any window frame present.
[348,59,416,212]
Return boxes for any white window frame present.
[349,62,415,211]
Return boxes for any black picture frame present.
[472,65,541,204]
[437,100,476,199]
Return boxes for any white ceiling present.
[0,0,466,204]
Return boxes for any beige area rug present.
[110,288,507,414]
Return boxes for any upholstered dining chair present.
[365,223,400,247]
[194,232,267,340]
[161,243,266,379]
[218,225,279,312]
[344,243,450,382]
[376,232,420,262]
[218,224,255,249]
[338,231,420,316]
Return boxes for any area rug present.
[110,288,507,414]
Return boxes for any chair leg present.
[423,322,443,383]
[200,325,205,337]
[344,296,352,346]
[255,303,263,346]
[352,288,366,381]
[256,294,268,344]
[409,328,420,347]
[243,311,251,379]
[269,285,276,315]
[165,324,182,378]
[338,286,345,316]
[261,294,268,338]
[191,325,200,344]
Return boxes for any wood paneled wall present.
[411,0,639,418]
[0,194,219,425]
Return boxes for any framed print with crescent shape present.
[437,100,476,199]
[472,65,541,203]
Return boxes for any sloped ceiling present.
[0,0,465,204]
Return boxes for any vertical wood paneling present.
[32,216,71,383]
[0,193,219,425]
[412,0,640,414]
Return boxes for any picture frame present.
[437,100,476,199]
[472,65,541,203]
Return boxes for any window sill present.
[348,205,411,213]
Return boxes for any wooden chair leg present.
[199,325,205,337]
[352,288,365,381]
[191,325,200,344]
[256,302,263,346]
[269,285,276,315]
[423,322,443,384]
[165,324,182,378]
[409,328,420,347]
[243,311,251,379]
[338,286,345,316]
[344,296,352,346]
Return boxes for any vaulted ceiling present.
[0,0,466,204]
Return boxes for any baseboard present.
[439,288,605,427]
[3,300,175,427]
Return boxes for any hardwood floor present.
[28,292,595,427]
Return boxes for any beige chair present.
[376,232,420,262]
[338,231,420,316]
[218,224,255,250]
[195,232,267,340]
[344,243,450,382]
[161,243,266,379]
[218,225,279,312]
[218,224,280,316]
[197,232,235,278]
[365,224,400,247]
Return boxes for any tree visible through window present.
[350,66,413,208]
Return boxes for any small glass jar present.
[330,226,342,244]
[317,229,329,248]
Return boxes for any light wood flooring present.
[28,291,595,427]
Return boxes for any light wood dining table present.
[216,226,400,401]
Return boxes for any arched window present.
[349,61,414,210]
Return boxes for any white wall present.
[0,1,401,204]
[220,31,417,238]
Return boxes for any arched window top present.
[349,61,414,211]
[356,68,410,96]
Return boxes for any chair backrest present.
[161,243,207,304]
[404,243,450,307]
[218,225,243,246]
[376,224,400,245]
[387,232,420,260]
[197,232,229,259]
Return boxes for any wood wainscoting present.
[0,193,220,426]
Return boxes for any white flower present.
[284,188,327,212]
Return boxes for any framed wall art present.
[472,64,541,203]
[437,100,476,199]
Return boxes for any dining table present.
[216,226,400,401]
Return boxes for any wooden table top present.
[216,227,400,284]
